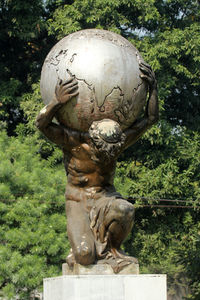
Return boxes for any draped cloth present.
[66,184,136,273]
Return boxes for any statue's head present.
[89,119,126,160]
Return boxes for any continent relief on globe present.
[40,29,148,132]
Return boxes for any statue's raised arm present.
[123,62,159,150]
[36,78,78,145]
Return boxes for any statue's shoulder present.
[62,126,90,146]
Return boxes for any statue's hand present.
[55,77,79,104]
[139,61,157,90]
[139,61,158,124]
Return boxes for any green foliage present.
[116,126,200,200]
[0,131,69,299]
[0,0,55,134]
[137,22,200,130]
[0,78,22,120]
[0,0,45,40]
[115,126,200,299]
[0,0,200,298]
[47,0,160,39]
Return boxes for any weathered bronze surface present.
[40,29,148,132]
[36,30,158,273]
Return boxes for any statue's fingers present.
[139,61,152,70]
[55,79,62,94]
[65,82,78,90]
[67,85,79,93]
[55,78,62,89]
[70,91,79,98]
[139,66,151,75]
[63,77,74,85]
[140,74,154,86]
[63,78,78,87]
[62,84,78,95]
[140,74,148,80]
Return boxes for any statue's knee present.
[106,200,134,226]
[118,201,134,219]
[74,241,94,265]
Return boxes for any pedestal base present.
[43,274,167,300]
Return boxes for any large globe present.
[40,29,148,132]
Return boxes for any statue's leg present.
[105,198,138,264]
[66,200,96,266]
[90,196,138,271]
[105,198,135,249]
[90,196,135,255]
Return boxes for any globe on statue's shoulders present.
[40,29,148,132]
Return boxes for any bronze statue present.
[36,60,158,273]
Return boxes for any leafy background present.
[0,0,199,299]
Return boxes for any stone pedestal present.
[43,274,167,300]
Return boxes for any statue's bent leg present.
[66,200,95,266]
[105,199,135,249]
[89,195,138,272]
[90,196,137,268]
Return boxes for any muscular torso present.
[63,132,116,191]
